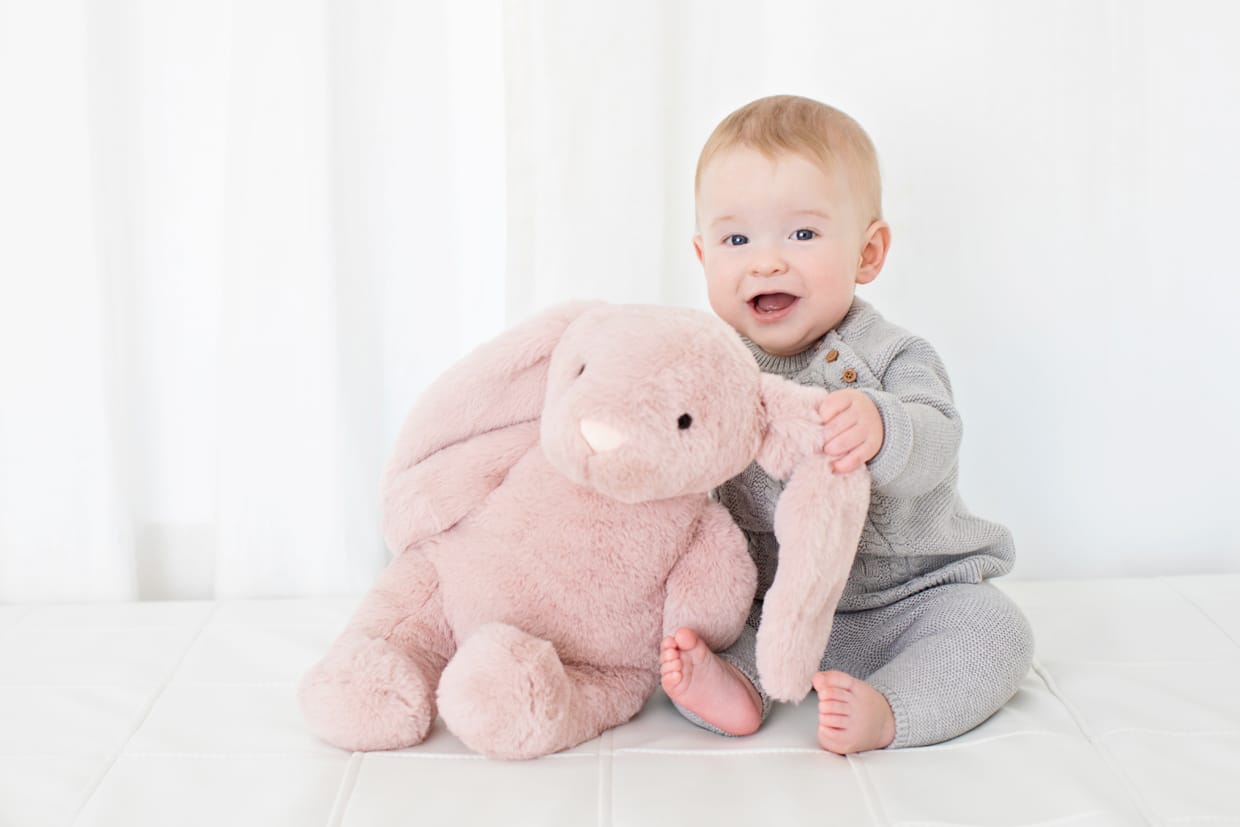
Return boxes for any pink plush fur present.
[751,375,872,701]
[299,302,869,759]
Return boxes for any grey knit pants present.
[678,582,1034,748]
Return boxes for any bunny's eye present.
[677,413,693,430]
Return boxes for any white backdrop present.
[1,0,1237,602]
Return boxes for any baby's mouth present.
[751,293,798,314]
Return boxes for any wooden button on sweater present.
[825,349,839,362]
[842,368,858,383]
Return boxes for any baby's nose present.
[750,249,788,276]
[579,418,627,453]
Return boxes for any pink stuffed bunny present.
[299,302,868,759]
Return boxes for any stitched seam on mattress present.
[597,728,613,827]
[1031,658,1158,827]
[846,755,888,826]
[862,729,1078,752]
[612,747,824,756]
[68,602,220,826]
[897,813,1120,827]
[1097,727,1240,737]
[118,751,349,758]
[1165,578,1240,650]
[354,751,593,760]
[612,729,1060,756]
[325,752,364,827]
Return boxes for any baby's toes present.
[672,627,700,651]
[818,697,851,718]
[813,670,856,696]
[660,663,684,693]
[818,725,860,755]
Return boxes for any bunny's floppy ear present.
[381,301,601,546]
[752,374,871,703]
[385,301,600,472]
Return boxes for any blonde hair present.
[695,95,883,223]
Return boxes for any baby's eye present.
[724,234,749,246]
[792,228,817,241]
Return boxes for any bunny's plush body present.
[300,303,868,759]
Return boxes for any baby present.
[660,95,1034,754]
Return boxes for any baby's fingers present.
[831,446,870,474]
[822,410,860,449]
[825,425,863,458]
[817,393,853,424]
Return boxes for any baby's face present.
[694,147,871,356]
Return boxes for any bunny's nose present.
[579,418,627,453]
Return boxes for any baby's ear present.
[755,374,830,480]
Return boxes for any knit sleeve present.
[857,336,961,498]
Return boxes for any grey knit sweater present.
[716,297,1015,612]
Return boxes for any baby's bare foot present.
[813,670,896,754]
[660,628,762,736]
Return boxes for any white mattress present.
[3,574,1238,827]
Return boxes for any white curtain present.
[2,1,1238,602]
[0,0,513,601]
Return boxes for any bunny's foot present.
[437,623,573,759]
[299,633,438,751]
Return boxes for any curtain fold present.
[1,0,135,600]
[0,0,510,600]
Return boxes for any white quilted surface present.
[2,575,1238,826]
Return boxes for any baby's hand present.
[817,390,883,474]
